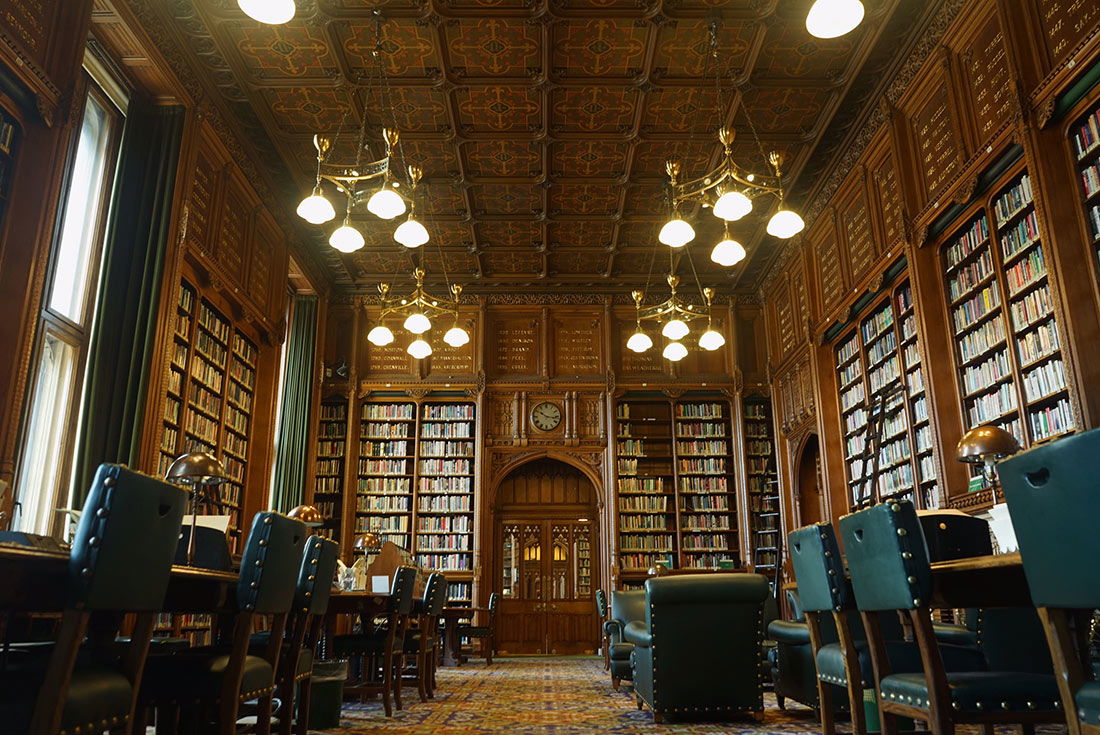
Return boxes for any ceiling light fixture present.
[628,279,725,363]
[806,0,866,39]
[367,271,469,361]
[238,0,295,25]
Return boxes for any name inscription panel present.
[217,181,249,286]
[552,317,601,377]
[427,318,476,377]
[186,150,217,258]
[843,189,875,283]
[912,81,963,199]
[816,227,845,313]
[491,317,539,376]
[1,0,53,60]
[776,285,796,357]
[963,16,1012,142]
[873,155,904,249]
[364,319,412,376]
[1038,0,1099,66]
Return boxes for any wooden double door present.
[497,518,597,655]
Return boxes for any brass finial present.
[703,287,716,305]
[407,165,422,186]
[413,267,426,284]
[377,282,391,298]
[769,150,783,175]
[667,274,680,290]
[313,135,332,161]
[451,283,463,299]
[631,289,644,307]
[718,127,735,149]
[665,160,681,181]
[383,128,400,151]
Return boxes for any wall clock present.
[530,401,562,432]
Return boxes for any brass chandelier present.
[293,13,428,253]
[366,267,470,360]
[627,277,725,362]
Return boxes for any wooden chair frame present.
[344,605,410,717]
[803,608,867,735]
[1036,607,1096,735]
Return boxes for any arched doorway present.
[494,458,598,655]
[796,434,823,526]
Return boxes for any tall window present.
[13,82,123,535]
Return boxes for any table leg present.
[443,617,460,667]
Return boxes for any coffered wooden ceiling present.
[138,0,936,293]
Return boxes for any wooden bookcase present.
[743,397,779,572]
[416,402,476,575]
[614,394,741,577]
[313,397,348,543]
[938,166,1077,449]
[156,278,258,551]
[834,277,940,510]
[675,400,738,570]
[615,399,676,574]
[357,401,416,550]
[1068,100,1100,274]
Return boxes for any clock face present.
[531,401,562,432]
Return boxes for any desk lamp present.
[288,504,325,528]
[956,425,1021,502]
[165,452,227,566]
[355,532,382,555]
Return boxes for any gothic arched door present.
[494,458,598,655]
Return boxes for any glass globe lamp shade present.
[367,325,395,346]
[767,209,806,239]
[393,217,429,248]
[407,339,432,359]
[711,238,747,267]
[443,326,470,347]
[661,319,690,340]
[806,0,865,38]
[403,312,431,335]
[658,218,695,248]
[329,221,365,253]
[296,189,335,224]
[712,190,753,221]
[366,186,407,220]
[698,329,726,351]
[626,331,653,353]
[238,0,295,24]
[662,341,688,362]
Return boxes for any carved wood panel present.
[840,179,876,284]
[489,313,540,377]
[959,13,1014,143]
[774,282,796,358]
[910,72,964,200]
[1034,0,1099,67]
[551,313,602,378]
[216,173,251,287]
[812,215,846,315]
[425,313,477,379]
[249,213,278,316]
[184,140,220,259]
[871,150,905,251]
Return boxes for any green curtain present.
[71,102,184,501]
[271,295,319,513]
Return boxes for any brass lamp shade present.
[647,563,669,577]
[956,425,1021,465]
[354,532,382,551]
[165,452,227,485]
[288,504,325,527]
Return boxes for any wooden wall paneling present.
[424,307,479,380]
[213,167,252,289]
[866,132,908,255]
[773,281,797,360]
[248,211,280,318]
[837,168,879,288]
[809,209,848,321]
[1029,0,1100,90]
[359,305,415,379]
[182,123,224,263]
[613,306,668,380]
[550,309,603,379]
[674,311,732,380]
[733,300,769,384]
[952,3,1018,147]
[487,308,542,379]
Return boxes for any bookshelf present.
[1069,100,1100,275]
[156,279,258,549]
[939,168,1076,454]
[154,613,213,647]
[834,278,940,510]
[615,399,676,574]
[357,401,416,549]
[675,401,739,570]
[314,397,348,542]
[743,397,779,572]
[415,402,476,576]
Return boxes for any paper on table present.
[371,575,390,594]
[183,515,231,532]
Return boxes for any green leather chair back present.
[839,500,932,612]
[389,565,417,615]
[999,428,1100,608]
[788,523,849,613]
[610,589,645,626]
[69,464,188,612]
[295,535,340,616]
[487,591,500,621]
[238,512,308,614]
[421,572,447,617]
[595,589,608,618]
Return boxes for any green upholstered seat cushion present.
[1075,681,1100,725]
[879,672,1059,713]
[455,625,491,638]
[141,650,274,701]
[816,640,986,687]
[768,619,811,645]
[622,621,652,648]
[931,623,977,647]
[0,667,133,734]
[609,642,633,660]
[246,640,313,677]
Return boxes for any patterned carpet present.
[322,656,1069,735]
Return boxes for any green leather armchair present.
[605,589,645,690]
[626,573,769,722]
[767,590,841,713]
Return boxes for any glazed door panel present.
[498,519,597,654]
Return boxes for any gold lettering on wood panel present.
[553,318,601,376]
[218,185,247,285]
[1038,0,1099,65]
[492,318,538,375]
[874,157,903,248]
[1,0,50,57]
[365,331,411,376]
[913,82,962,198]
[843,192,875,283]
[776,286,795,357]
[619,318,664,375]
[186,153,215,257]
[249,221,274,314]
[816,232,845,312]
[427,319,475,377]
[963,17,1012,142]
